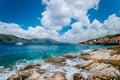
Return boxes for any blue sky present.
[88,0,120,23]
[0,0,120,43]
[0,0,45,29]
[0,0,120,28]
[0,0,120,31]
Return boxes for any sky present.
[0,0,120,43]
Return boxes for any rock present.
[48,72,66,80]
[75,64,82,69]
[75,60,95,69]
[73,73,84,80]
[8,68,46,80]
[44,58,66,66]
[26,70,45,80]
[8,47,120,80]
[89,49,112,60]
[7,69,33,80]
[96,59,120,67]
[80,54,91,60]
[99,74,120,80]
[87,76,101,80]
[21,64,41,71]
[88,62,120,77]
[36,69,46,74]
[64,55,77,59]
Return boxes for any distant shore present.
[7,45,120,80]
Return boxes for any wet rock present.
[36,69,46,74]
[8,68,46,80]
[26,70,43,80]
[21,64,41,71]
[44,58,66,66]
[80,54,91,60]
[7,69,33,80]
[75,64,82,69]
[64,55,77,59]
[73,73,84,80]
[48,72,67,80]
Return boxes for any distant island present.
[0,34,59,44]
[80,34,120,45]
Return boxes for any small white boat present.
[16,42,23,45]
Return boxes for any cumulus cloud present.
[103,14,120,35]
[1,0,120,43]
[0,14,120,43]
[0,21,59,40]
[41,0,100,30]
[60,14,120,43]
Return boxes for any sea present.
[0,43,112,80]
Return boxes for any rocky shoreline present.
[8,46,120,80]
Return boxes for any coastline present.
[7,46,120,80]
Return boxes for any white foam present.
[0,59,44,80]
[39,58,88,80]
[0,53,90,80]
[0,67,16,80]
[82,49,93,53]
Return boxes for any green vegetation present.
[0,34,59,44]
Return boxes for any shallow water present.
[0,43,112,80]
[0,43,112,67]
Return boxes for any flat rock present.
[64,55,77,59]
[75,60,95,69]
[20,64,41,71]
[44,58,66,66]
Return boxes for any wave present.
[81,49,93,53]
[0,54,89,80]
[0,59,44,80]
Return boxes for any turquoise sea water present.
[0,43,112,68]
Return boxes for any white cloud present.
[0,22,27,38]
[41,0,71,30]
[41,0,100,30]
[103,14,120,35]
[1,0,120,43]
[0,14,120,43]
[60,14,120,43]
[0,21,59,40]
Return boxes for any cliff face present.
[80,34,120,45]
